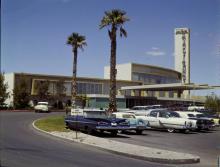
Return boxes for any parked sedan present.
[65,109,130,136]
[112,112,148,134]
[176,111,215,130]
[136,109,195,133]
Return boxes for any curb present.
[0,110,65,112]
[32,119,200,164]
[0,110,34,112]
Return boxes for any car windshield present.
[196,114,206,118]
[122,114,135,119]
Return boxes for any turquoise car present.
[112,112,148,134]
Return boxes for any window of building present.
[76,82,103,94]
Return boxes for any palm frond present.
[99,9,129,29]
[66,32,87,51]
[119,27,127,37]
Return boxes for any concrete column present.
[174,92,178,98]
[165,91,169,98]
[155,91,160,97]
[117,89,122,95]
[131,90,135,96]
[141,90,148,97]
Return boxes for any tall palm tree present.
[67,33,87,107]
[100,9,129,112]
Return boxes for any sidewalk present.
[33,120,200,164]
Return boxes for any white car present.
[136,109,194,133]
[112,112,148,134]
[176,111,215,130]
[34,102,49,113]
[188,105,205,111]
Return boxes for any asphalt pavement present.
[0,112,173,167]
[0,112,219,167]
[107,127,220,167]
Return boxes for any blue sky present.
[1,0,220,95]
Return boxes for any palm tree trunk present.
[72,47,77,107]
[109,27,117,112]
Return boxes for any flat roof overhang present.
[120,83,220,91]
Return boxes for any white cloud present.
[145,47,166,56]
[152,47,159,50]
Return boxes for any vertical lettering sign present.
[176,29,188,83]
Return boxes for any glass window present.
[64,82,71,96]
[168,112,180,118]
[187,114,195,117]
[76,82,103,94]
[159,111,169,118]
[149,111,158,117]
[122,114,135,119]
[196,114,205,118]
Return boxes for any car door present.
[147,110,160,128]
[158,111,182,129]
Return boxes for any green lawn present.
[35,115,70,132]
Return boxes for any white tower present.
[174,28,190,97]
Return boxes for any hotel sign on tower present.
[174,28,190,84]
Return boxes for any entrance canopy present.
[120,83,220,91]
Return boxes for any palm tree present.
[100,9,129,112]
[67,33,87,107]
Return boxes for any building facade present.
[104,63,181,98]
[4,63,187,108]
[4,72,141,108]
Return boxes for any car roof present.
[176,111,202,114]
[38,102,48,104]
[113,112,134,115]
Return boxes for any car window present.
[168,112,180,118]
[149,111,158,117]
[187,114,195,117]
[159,111,169,118]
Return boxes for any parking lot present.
[100,128,220,167]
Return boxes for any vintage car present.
[112,112,148,134]
[205,115,220,127]
[65,108,130,136]
[176,111,215,130]
[188,105,205,111]
[135,109,195,133]
[34,102,49,113]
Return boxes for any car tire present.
[35,110,38,113]
[99,130,104,134]
[85,126,93,134]
[136,130,143,135]
[179,129,189,133]
[111,130,117,136]
[167,128,175,133]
